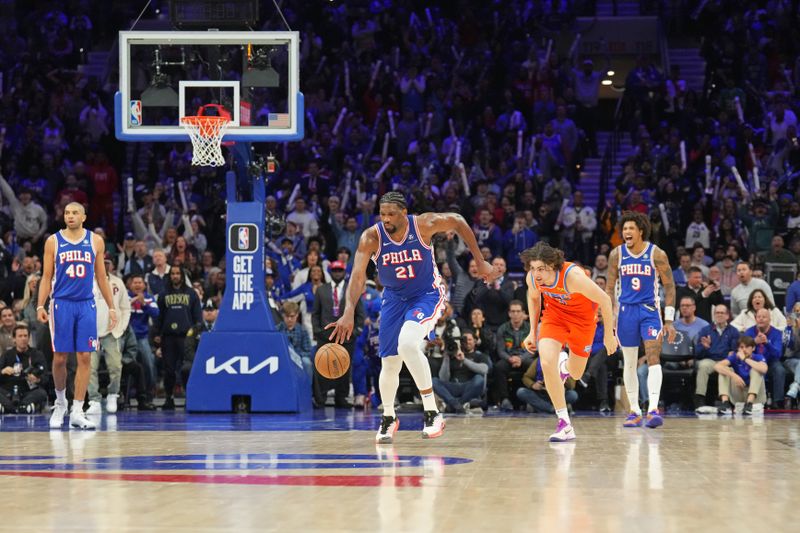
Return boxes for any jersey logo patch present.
[584,345,592,354]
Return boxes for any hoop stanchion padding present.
[186,200,311,412]
[186,331,311,412]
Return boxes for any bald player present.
[38,202,117,430]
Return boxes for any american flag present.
[268,113,290,128]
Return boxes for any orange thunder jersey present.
[533,262,597,322]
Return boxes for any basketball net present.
[180,104,231,167]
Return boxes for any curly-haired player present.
[521,242,617,442]
[605,211,676,429]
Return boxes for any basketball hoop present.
[180,105,231,167]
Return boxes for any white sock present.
[396,321,437,412]
[556,407,570,425]
[55,389,66,404]
[622,347,642,415]
[379,355,403,418]
[647,364,662,411]
[420,390,437,412]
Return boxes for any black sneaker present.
[375,415,399,444]
[599,400,611,413]
[422,410,445,439]
[161,397,175,411]
[743,402,753,415]
[718,400,734,415]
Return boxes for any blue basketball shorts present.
[50,299,98,353]
[378,288,447,358]
[616,303,662,347]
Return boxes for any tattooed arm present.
[654,246,677,343]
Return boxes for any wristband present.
[664,306,675,322]
[36,306,45,311]
[109,308,117,313]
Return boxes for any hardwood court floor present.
[0,411,798,533]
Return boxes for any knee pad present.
[396,321,428,357]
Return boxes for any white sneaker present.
[106,394,118,414]
[376,416,399,444]
[549,418,576,442]
[49,400,68,429]
[422,410,445,439]
[69,408,97,430]
[85,401,102,415]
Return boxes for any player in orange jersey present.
[521,242,617,441]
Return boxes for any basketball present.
[315,343,351,379]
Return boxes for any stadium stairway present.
[668,47,706,92]
[579,130,635,208]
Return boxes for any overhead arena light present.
[601,79,613,86]
[607,70,615,76]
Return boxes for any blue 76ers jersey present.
[53,229,95,301]
[372,215,442,299]
[618,242,659,306]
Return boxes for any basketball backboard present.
[115,31,303,142]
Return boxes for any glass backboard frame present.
[115,30,303,142]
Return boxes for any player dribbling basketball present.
[326,192,499,443]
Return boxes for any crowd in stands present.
[1,1,800,414]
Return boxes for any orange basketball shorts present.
[539,316,597,358]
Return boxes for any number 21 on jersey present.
[395,265,416,279]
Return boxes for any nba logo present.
[130,100,142,126]
[228,223,258,253]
